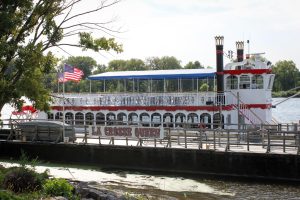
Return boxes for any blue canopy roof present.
[88,68,216,80]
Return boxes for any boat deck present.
[73,127,300,155]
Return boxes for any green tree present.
[125,59,146,71]
[93,64,107,75]
[184,61,204,69]
[272,60,299,92]
[107,58,145,71]
[0,0,122,113]
[107,60,127,71]
[146,56,182,70]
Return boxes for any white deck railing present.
[51,92,227,107]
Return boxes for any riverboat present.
[38,36,274,129]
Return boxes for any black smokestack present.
[236,41,244,62]
[215,36,224,93]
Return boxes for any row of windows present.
[49,112,224,128]
[226,75,264,90]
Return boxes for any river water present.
[272,98,300,123]
[1,98,300,199]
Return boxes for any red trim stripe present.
[224,69,272,75]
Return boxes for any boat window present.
[128,113,138,125]
[187,113,198,128]
[151,113,161,127]
[200,113,211,129]
[106,113,116,125]
[251,75,264,89]
[226,75,238,90]
[117,113,127,125]
[55,112,63,120]
[47,112,54,120]
[140,113,150,127]
[75,112,84,125]
[96,112,105,125]
[65,112,74,125]
[175,113,186,127]
[213,113,224,129]
[268,75,275,89]
[85,112,94,125]
[187,113,198,124]
[239,75,250,89]
[163,113,173,127]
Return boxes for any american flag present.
[58,64,84,82]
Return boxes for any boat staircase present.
[227,92,267,126]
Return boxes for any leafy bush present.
[43,178,74,199]
[3,167,47,193]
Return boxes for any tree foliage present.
[145,56,182,70]
[184,61,204,69]
[107,58,146,71]
[0,0,122,112]
[272,60,299,92]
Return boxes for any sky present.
[56,0,300,69]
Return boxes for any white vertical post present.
[163,78,166,106]
[164,78,166,93]
[197,78,199,106]
[206,77,208,92]
[89,80,92,93]
[104,80,106,93]
[213,76,215,91]
[133,78,135,93]
[179,78,181,92]
[124,79,126,93]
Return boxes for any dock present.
[0,121,300,182]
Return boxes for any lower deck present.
[45,107,227,129]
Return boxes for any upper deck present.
[52,92,226,107]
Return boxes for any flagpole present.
[62,65,65,142]
[59,64,83,142]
